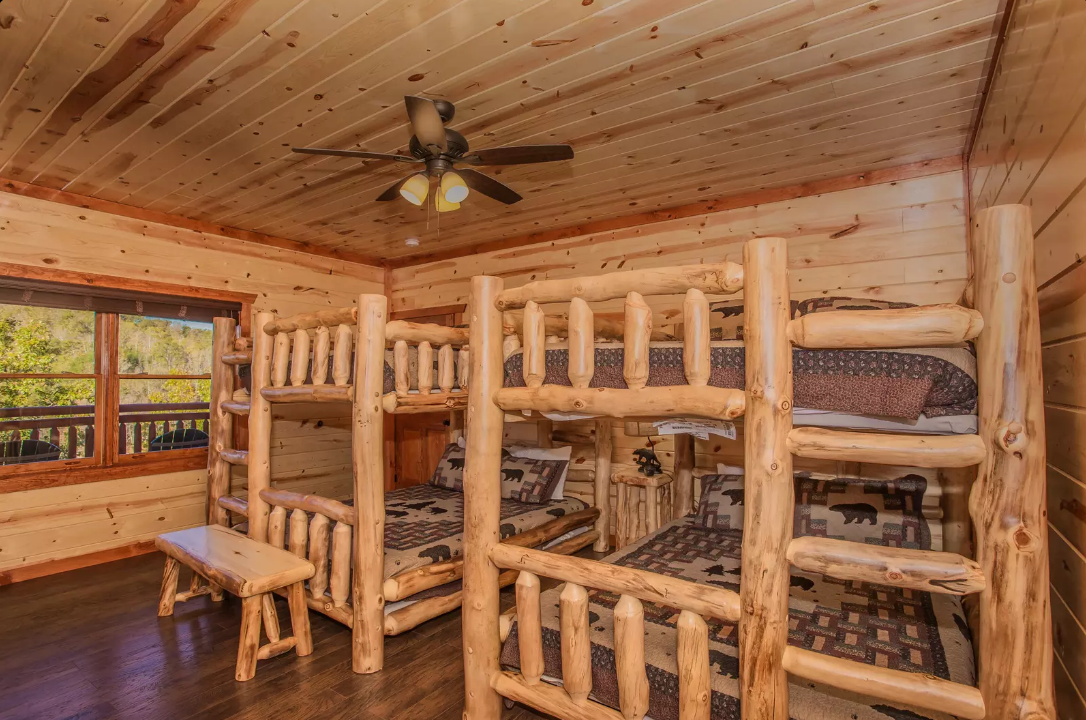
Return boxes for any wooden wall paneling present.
[0,0,1001,262]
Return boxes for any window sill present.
[0,450,208,493]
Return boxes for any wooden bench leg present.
[157,557,180,617]
[287,582,313,657]
[261,594,281,643]
[236,595,263,682]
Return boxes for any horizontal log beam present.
[787,537,985,595]
[782,646,986,720]
[381,391,468,415]
[263,307,357,335]
[221,351,252,366]
[384,508,600,602]
[489,544,740,621]
[221,401,250,416]
[502,311,676,341]
[219,449,248,466]
[491,671,624,720]
[260,385,352,404]
[217,495,248,517]
[494,386,745,420]
[787,305,983,349]
[383,591,465,636]
[259,489,355,526]
[786,427,985,468]
[385,321,469,346]
[494,263,744,310]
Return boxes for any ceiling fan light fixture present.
[440,171,469,203]
[400,173,429,206]
[435,192,460,213]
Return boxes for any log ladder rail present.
[207,319,252,541]
[463,210,1056,720]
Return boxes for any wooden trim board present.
[0,540,159,586]
[387,156,964,268]
[0,177,384,269]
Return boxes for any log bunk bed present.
[459,204,1055,720]
[190,298,604,675]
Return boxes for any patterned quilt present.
[383,484,585,581]
[499,516,975,720]
[503,341,977,420]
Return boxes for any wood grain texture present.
[0,0,994,262]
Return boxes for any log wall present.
[969,0,1086,714]
[0,193,382,574]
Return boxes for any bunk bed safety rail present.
[385,320,469,412]
[260,489,355,622]
[492,544,737,718]
[254,306,357,404]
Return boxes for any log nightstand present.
[612,467,675,549]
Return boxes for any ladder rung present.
[216,495,248,517]
[787,304,983,349]
[782,646,985,720]
[787,537,985,595]
[221,400,250,416]
[260,385,352,404]
[493,386,745,420]
[786,427,985,468]
[220,449,249,466]
[221,350,252,366]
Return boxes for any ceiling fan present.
[293,96,574,212]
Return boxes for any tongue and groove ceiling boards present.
[0,0,1005,264]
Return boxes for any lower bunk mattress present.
[382,483,585,581]
[500,515,975,720]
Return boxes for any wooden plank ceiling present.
[0,0,1003,264]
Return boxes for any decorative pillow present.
[505,444,573,500]
[429,443,466,492]
[500,455,568,504]
[708,299,746,340]
[429,442,568,504]
[793,473,931,550]
[696,474,746,531]
[793,296,916,317]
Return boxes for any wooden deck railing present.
[0,401,210,460]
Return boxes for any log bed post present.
[353,294,387,674]
[208,317,237,528]
[463,275,506,720]
[594,417,612,552]
[969,205,1056,720]
[247,311,276,543]
[739,237,793,720]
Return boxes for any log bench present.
[155,524,316,681]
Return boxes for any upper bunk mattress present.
[503,341,977,421]
[499,515,975,720]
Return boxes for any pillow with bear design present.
[429,443,568,504]
[696,474,746,531]
[792,473,931,550]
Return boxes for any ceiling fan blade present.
[404,96,448,154]
[461,144,574,166]
[376,176,412,201]
[292,147,421,163]
[457,168,522,204]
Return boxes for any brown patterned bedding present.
[500,515,975,720]
[503,341,977,419]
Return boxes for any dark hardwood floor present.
[0,553,548,720]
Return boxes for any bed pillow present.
[793,296,917,316]
[429,443,467,492]
[506,444,573,500]
[430,443,569,504]
[696,474,746,531]
[793,473,931,550]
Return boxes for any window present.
[0,269,249,491]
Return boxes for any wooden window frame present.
[0,263,255,494]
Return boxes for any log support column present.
[739,237,793,720]
[969,204,1055,720]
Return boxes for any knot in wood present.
[1014,527,1038,551]
[780,399,791,411]
[887,571,903,581]
[997,421,1029,452]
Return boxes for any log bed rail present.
[461,204,1055,720]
